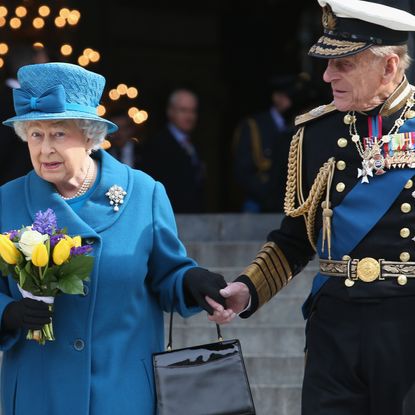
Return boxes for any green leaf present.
[58,256,94,281]
[57,275,84,295]
[0,260,11,277]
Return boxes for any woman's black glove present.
[2,298,52,331]
[183,267,227,314]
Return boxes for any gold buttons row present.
[400,181,414,264]
[336,138,348,191]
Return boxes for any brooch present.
[105,185,126,212]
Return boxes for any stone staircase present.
[173,214,318,415]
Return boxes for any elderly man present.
[209,0,415,413]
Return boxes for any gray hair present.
[369,44,412,74]
[13,119,108,150]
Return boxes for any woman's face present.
[25,120,91,188]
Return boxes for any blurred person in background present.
[106,104,143,169]
[140,88,206,213]
[232,74,306,213]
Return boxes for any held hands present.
[2,298,52,331]
[184,267,251,324]
[206,282,251,324]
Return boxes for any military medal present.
[346,93,415,183]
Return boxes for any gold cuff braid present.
[242,242,292,309]
[284,127,335,250]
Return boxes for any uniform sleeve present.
[0,186,22,350]
[236,123,316,316]
[236,215,315,317]
[147,181,201,317]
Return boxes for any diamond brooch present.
[106,185,126,212]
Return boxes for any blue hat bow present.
[13,85,67,116]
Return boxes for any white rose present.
[19,230,49,260]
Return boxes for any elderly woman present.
[0,62,231,415]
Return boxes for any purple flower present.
[71,245,92,256]
[4,230,19,241]
[32,209,57,236]
[50,234,65,248]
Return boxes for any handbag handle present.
[166,308,223,352]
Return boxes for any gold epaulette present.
[294,102,337,126]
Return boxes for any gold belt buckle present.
[356,257,380,282]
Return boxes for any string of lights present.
[0,1,148,126]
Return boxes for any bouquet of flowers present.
[0,208,94,345]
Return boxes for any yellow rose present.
[0,234,21,265]
[52,239,71,265]
[31,243,49,267]
[19,230,49,260]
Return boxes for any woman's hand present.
[2,298,52,331]
[183,267,227,314]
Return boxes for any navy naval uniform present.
[237,77,415,414]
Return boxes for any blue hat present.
[3,62,118,133]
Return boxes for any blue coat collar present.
[24,150,133,237]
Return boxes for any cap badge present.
[322,6,336,31]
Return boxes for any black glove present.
[2,298,52,331]
[183,267,227,314]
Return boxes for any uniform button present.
[405,179,413,189]
[82,285,89,296]
[342,255,351,261]
[400,252,411,262]
[337,138,348,148]
[85,238,95,245]
[400,228,411,238]
[401,203,412,213]
[336,182,346,192]
[398,275,408,286]
[74,339,85,351]
[336,160,346,170]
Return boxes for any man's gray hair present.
[13,119,108,150]
[369,44,412,74]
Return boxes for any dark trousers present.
[302,295,415,415]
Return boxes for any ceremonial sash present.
[302,119,415,319]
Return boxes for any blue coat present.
[0,150,199,415]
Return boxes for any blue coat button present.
[82,285,89,296]
[85,238,95,245]
[74,339,85,351]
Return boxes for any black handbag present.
[153,309,256,415]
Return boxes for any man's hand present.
[205,282,250,324]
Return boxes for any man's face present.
[167,91,198,134]
[323,50,386,112]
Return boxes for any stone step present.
[251,384,302,415]
[165,325,306,357]
[245,356,304,386]
[185,241,264,267]
[176,213,284,242]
